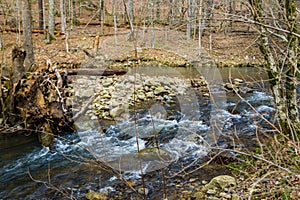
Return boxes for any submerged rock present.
[107,148,172,172]
[82,88,94,98]
[138,187,149,196]
[109,105,128,118]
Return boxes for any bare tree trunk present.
[155,0,160,22]
[249,0,300,138]
[113,0,118,43]
[48,0,55,40]
[151,0,155,48]
[168,0,174,29]
[16,0,21,45]
[229,0,235,29]
[186,0,192,40]
[38,0,44,30]
[209,0,214,52]
[22,0,34,71]
[128,0,134,24]
[198,0,203,57]
[122,0,134,40]
[98,0,104,21]
[284,0,299,138]
[60,0,66,33]
[100,0,105,34]
[249,0,285,119]
[72,0,77,26]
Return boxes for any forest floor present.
[0,20,263,74]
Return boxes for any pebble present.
[207,197,219,200]
[102,94,111,99]
[203,93,210,97]
[102,82,112,87]
[206,189,216,195]
[137,92,146,100]
[219,192,231,199]
[137,187,149,196]
[189,178,198,182]
[233,78,244,84]
[231,194,240,200]
[90,115,98,120]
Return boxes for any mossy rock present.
[86,191,108,200]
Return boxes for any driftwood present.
[66,68,127,76]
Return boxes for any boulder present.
[204,175,236,190]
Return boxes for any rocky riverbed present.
[68,65,210,128]
[68,66,256,130]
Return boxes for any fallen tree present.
[1,27,64,35]
[66,68,127,76]
[0,48,127,147]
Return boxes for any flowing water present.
[0,66,273,199]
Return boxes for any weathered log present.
[1,27,63,35]
[66,68,127,76]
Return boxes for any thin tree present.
[113,0,118,43]
[60,0,66,33]
[198,0,203,57]
[128,0,134,24]
[48,0,55,41]
[71,0,77,26]
[229,0,235,29]
[38,0,44,30]
[155,0,160,22]
[99,0,105,34]
[248,0,300,139]
[98,0,104,22]
[123,0,134,40]
[187,0,191,40]
[22,0,34,71]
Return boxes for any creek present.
[0,65,273,199]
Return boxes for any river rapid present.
[0,65,273,199]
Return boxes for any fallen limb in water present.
[72,94,100,122]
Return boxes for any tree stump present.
[12,46,26,84]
